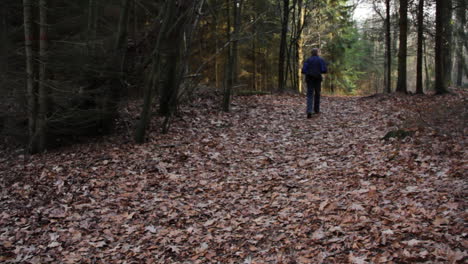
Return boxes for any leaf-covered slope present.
[1,92,466,263]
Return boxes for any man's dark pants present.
[306,76,321,114]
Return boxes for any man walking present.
[301,48,327,118]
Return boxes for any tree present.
[385,0,392,93]
[36,0,49,152]
[396,0,408,93]
[435,0,452,94]
[223,0,234,112]
[415,0,424,94]
[278,0,290,93]
[454,0,466,87]
[23,0,37,153]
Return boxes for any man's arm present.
[301,58,309,74]
[320,58,327,74]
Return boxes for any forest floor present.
[0,90,467,263]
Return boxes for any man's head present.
[312,48,319,56]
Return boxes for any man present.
[301,48,327,118]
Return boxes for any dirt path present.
[1,94,466,263]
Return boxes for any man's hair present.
[312,48,319,56]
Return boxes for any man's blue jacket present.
[301,56,327,77]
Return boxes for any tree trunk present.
[116,0,130,73]
[134,0,173,143]
[384,0,392,93]
[396,0,408,93]
[423,38,431,91]
[23,0,37,153]
[223,0,233,112]
[0,4,8,75]
[36,0,48,152]
[213,3,219,90]
[278,0,289,93]
[435,0,452,94]
[296,0,305,94]
[416,0,424,94]
[455,0,466,86]
[232,0,243,85]
[159,0,196,119]
[87,0,96,57]
[252,1,257,91]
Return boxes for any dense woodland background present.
[0,0,466,153]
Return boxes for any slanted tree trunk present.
[36,0,48,152]
[134,1,170,143]
[23,0,37,153]
[416,0,424,94]
[385,0,392,93]
[435,0,452,94]
[278,0,289,93]
[396,0,408,93]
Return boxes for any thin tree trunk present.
[278,0,289,93]
[23,0,37,153]
[116,0,131,72]
[87,0,95,57]
[396,0,408,93]
[134,1,170,143]
[214,7,219,89]
[252,27,257,90]
[423,38,430,91]
[455,0,466,86]
[36,0,48,152]
[416,0,424,94]
[385,0,392,93]
[296,0,305,93]
[252,0,257,91]
[435,0,451,94]
[232,0,243,85]
[0,4,8,74]
[223,0,233,112]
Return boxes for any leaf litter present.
[0,90,467,263]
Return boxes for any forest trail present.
[1,93,466,263]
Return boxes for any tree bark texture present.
[396,0,408,93]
